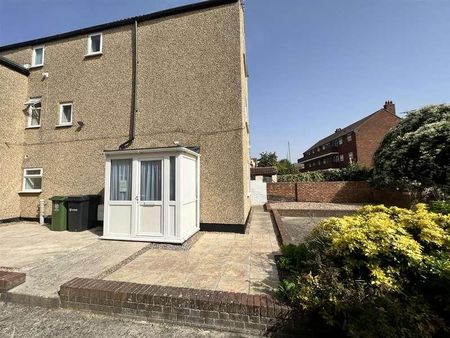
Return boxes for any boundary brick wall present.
[267,181,412,207]
[59,278,292,334]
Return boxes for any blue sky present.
[1,0,449,160]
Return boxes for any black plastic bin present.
[67,195,101,232]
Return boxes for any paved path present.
[1,207,280,305]
[0,302,254,338]
[106,206,280,294]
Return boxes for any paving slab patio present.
[0,206,280,304]
[0,222,146,303]
[105,206,280,294]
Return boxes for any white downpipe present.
[39,199,45,225]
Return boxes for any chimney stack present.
[383,100,396,115]
[335,128,342,133]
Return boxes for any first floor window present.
[347,133,353,142]
[87,33,102,55]
[23,168,43,192]
[32,46,44,66]
[349,152,354,163]
[27,99,42,127]
[59,103,73,125]
[340,154,344,162]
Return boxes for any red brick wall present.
[296,181,372,203]
[267,181,412,207]
[355,110,401,167]
[266,183,296,202]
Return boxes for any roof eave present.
[0,56,29,75]
[0,0,238,52]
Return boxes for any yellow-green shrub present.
[279,204,450,337]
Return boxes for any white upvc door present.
[136,158,164,237]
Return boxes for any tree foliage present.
[373,105,450,197]
[257,151,278,167]
[277,158,298,175]
[278,164,372,182]
[278,204,450,337]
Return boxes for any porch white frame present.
[102,147,200,244]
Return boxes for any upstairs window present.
[347,133,353,142]
[87,33,102,55]
[32,46,44,67]
[338,137,343,145]
[22,168,43,192]
[58,103,73,126]
[26,98,42,128]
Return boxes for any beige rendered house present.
[0,0,251,243]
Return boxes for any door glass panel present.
[140,160,162,201]
[110,159,132,201]
[169,156,176,201]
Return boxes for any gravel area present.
[0,302,255,338]
[281,216,326,243]
[269,202,363,211]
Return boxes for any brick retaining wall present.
[59,278,292,334]
[0,270,25,292]
[267,181,412,206]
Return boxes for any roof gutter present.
[119,20,138,150]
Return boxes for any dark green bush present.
[429,200,450,215]
[278,164,372,182]
[278,204,450,337]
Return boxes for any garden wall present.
[267,181,413,207]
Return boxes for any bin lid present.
[66,195,101,202]
[49,196,68,201]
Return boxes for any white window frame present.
[21,168,43,193]
[347,133,353,142]
[87,33,103,56]
[58,102,73,126]
[27,99,42,128]
[32,46,45,67]
[340,154,344,162]
[338,137,343,145]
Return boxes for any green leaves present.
[278,204,450,337]
[373,105,450,198]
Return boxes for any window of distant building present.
[338,137,343,145]
[340,154,344,162]
[347,133,352,142]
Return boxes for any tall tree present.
[257,152,278,167]
[373,104,450,198]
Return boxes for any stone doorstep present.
[59,277,292,334]
[0,271,26,292]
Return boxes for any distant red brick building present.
[297,101,401,171]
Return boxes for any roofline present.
[0,56,29,75]
[354,108,401,133]
[0,0,238,52]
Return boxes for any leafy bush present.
[278,164,372,182]
[429,200,450,215]
[373,104,450,198]
[278,204,450,337]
